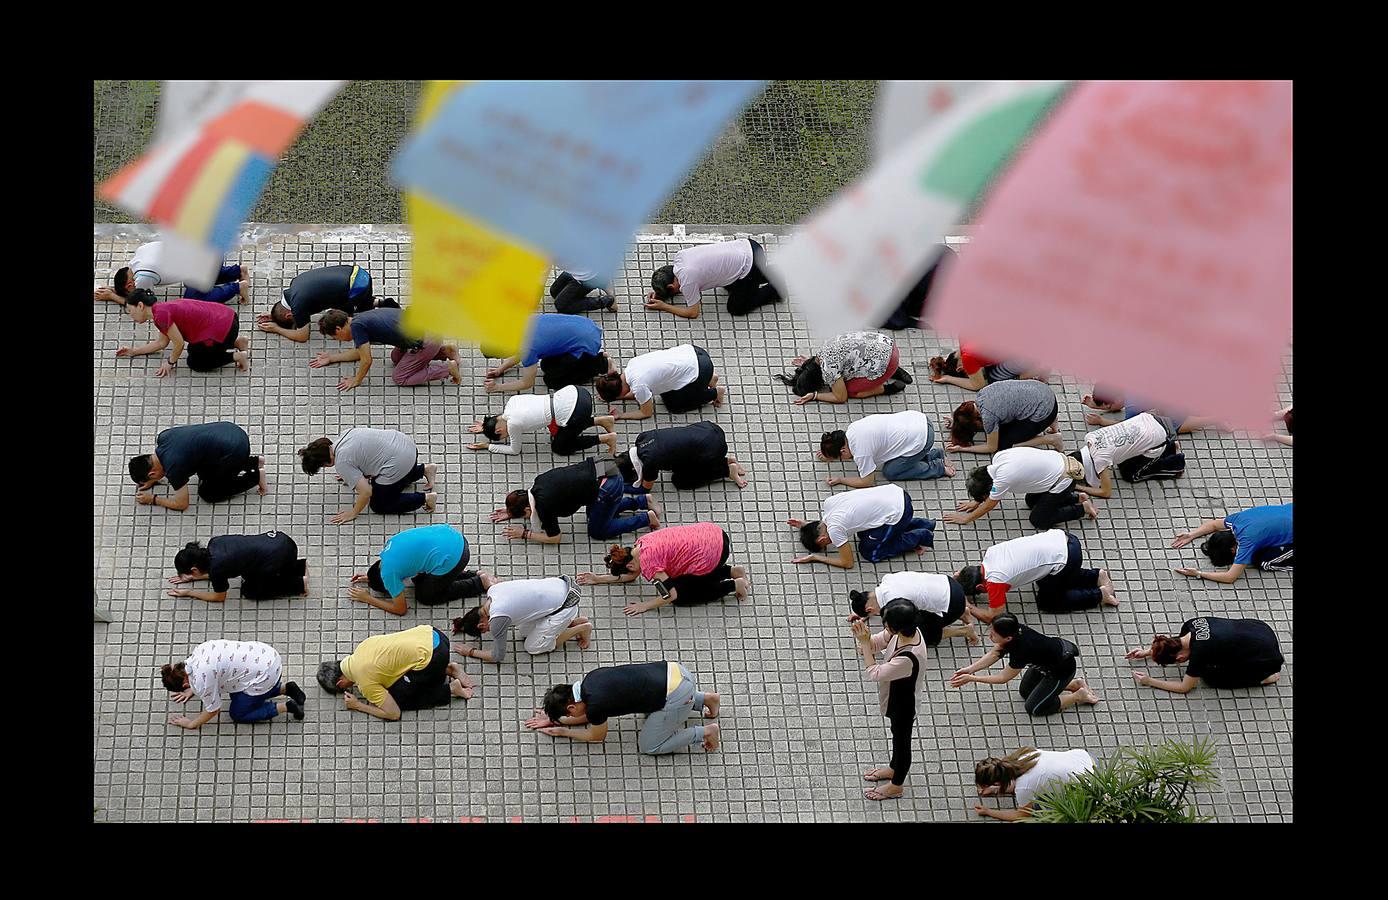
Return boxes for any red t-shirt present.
[959,344,997,376]
[636,522,725,580]
[981,566,1012,609]
[153,299,235,346]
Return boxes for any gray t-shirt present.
[977,380,1056,436]
[334,427,416,488]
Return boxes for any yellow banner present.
[402,80,548,355]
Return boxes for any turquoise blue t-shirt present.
[520,314,603,367]
[1225,504,1293,566]
[379,524,466,596]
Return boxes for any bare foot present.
[234,334,250,351]
[864,767,894,782]
[703,722,721,751]
[710,373,720,387]
[646,491,663,520]
[1079,686,1101,705]
[599,432,619,455]
[423,464,437,490]
[1262,672,1282,685]
[423,492,438,512]
[913,546,927,555]
[728,459,749,488]
[731,565,747,579]
[301,561,310,596]
[646,508,661,529]
[733,577,750,600]
[238,278,249,304]
[712,386,726,407]
[576,623,594,649]
[1082,499,1099,519]
[257,458,268,495]
[450,678,474,701]
[1097,568,1113,590]
[866,785,904,801]
[1047,423,1059,434]
[703,693,720,719]
[943,460,957,477]
[233,350,249,372]
[1100,584,1119,607]
[442,344,458,360]
[447,359,462,385]
[963,624,981,645]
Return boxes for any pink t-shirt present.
[635,522,725,580]
[153,299,235,345]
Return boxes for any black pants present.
[413,547,485,605]
[887,709,914,786]
[1018,651,1078,717]
[552,388,601,455]
[996,396,1058,452]
[197,454,261,503]
[186,316,241,372]
[670,532,734,606]
[370,462,427,514]
[550,272,612,314]
[1025,488,1086,530]
[725,239,782,316]
[1252,543,1294,572]
[387,628,452,711]
[920,579,966,646]
[1034,532,1103,611]
[541,352,603,389]
[241,541,305,600]
[661,346,717,413]
[1117,441,1185,482]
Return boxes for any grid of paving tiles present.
[93,227,1292,822]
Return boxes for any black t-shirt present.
[283,265,369,327]
[636,422,727,476]
[155,422,251,490]
[349,307,418,350]
[208,531,296,592]
[582,662,670,725]
[1180,617,1283,686]
[1002,625,1076,674]
[530,459,599,537]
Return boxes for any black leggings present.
[661,346,716,413]
[1018,653,1077,717]
[370,462,427,514]
[1117,441,1185,481]
[186,316,241,372]
[551,388,601,456]
[1025,489,1086,530]
[669,532,734,606]
[550,272,612,314]
[1034,532,1103,611]
[197,455,261,503]
[996,397,1058,451]
[413,548,485,605]
[725,239,782,316]
[387,629,452,711]
[241,550,305,601]
[888,710,914,786]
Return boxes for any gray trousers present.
[637,663,706,755]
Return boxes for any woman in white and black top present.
[778,331,911,404]
[973,747,1096,821]
[597,344,725,421]
[467,385,618,457]
[646,237,783,318]
[949,612,1100,718]
[850,600,929,802]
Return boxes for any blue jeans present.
[859,493,935,563]
[182,264,242,303]
[587,477,650,540]
[228,679,281,723]
[880,420,946,481]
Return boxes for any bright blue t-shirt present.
[379,524,466,596]
[520,314,602,367]
[1225,504,1293,566]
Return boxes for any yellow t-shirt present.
[342,625,436,706]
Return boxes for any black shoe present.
[377,297,401,309]
[286,698,305,721]
[883,381,906,395]
[891,367,913,385]
[285,681,306,706]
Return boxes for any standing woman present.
[167,532,308,603]
[161,639,305,729]
[576,522,750,617]
[778,331,912,404]
[972,748,1096,820]
[853,600,929,802]
[949,612,1100,717]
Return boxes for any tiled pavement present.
[92,225,1292,822]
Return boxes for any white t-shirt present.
[981,529,1070,588]
[1015,749,1096,806]
[986,447,1071,502]
[491,386,580,455]
[626,345,700,406]
[185,639,283,713]
[488,577,570,629]
[1085,413,1169,475]
[129,241,167,291]
[876,571,953,615]
[822,483,907,548]
[672,239,754,304]
[847,411,931,478]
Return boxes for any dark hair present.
[799,521,824,553]
[455,608,483,637]
[375,297,398,309]
[505,489,529,519]
[651,264,677,300]
[317,660,345,693]
[776,358,824,396]
[174,541,211,575]
[821,431,847,459]
[975,748,1041,788]
[270,302,295,328]
[849,589,869,619]
[1151,634,1184,665]
[481,415,502,442]
[1202,530,1238,567]
[113,267,132,298]
[929,350,965,379]
[543,683,576,722]
[1283,408,1293,435]
[595,372,624,402]
[965,466,993,503]
[298,438,333,475]
[367,561,385,596]
[129,454,154,485]
[605,545,634,576]
[128,287,158,308]
[614,453,638,485]
[991,612,1021,642]
[950,401,983,446]
[160,662,187,692]
[583,352,611,379]
[318,309,350,336]
[1091,385,1124,409]
[882,599,919,637]
[956,565,984,596]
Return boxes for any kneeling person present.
[453,575,592,664]
[849,571,978,646]
[820,410,953,489]
[617,421,748,491]
[789,483,936,569]
[318,624,473,721]
[258,264,390,342]
[349,524,483,616]
[168,531,307,603]
[130,421,265,511]
[957,529,1117,623]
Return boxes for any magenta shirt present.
[635,522,725,580]
[153,299,235,345]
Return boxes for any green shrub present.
[1027,738,1219,823]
